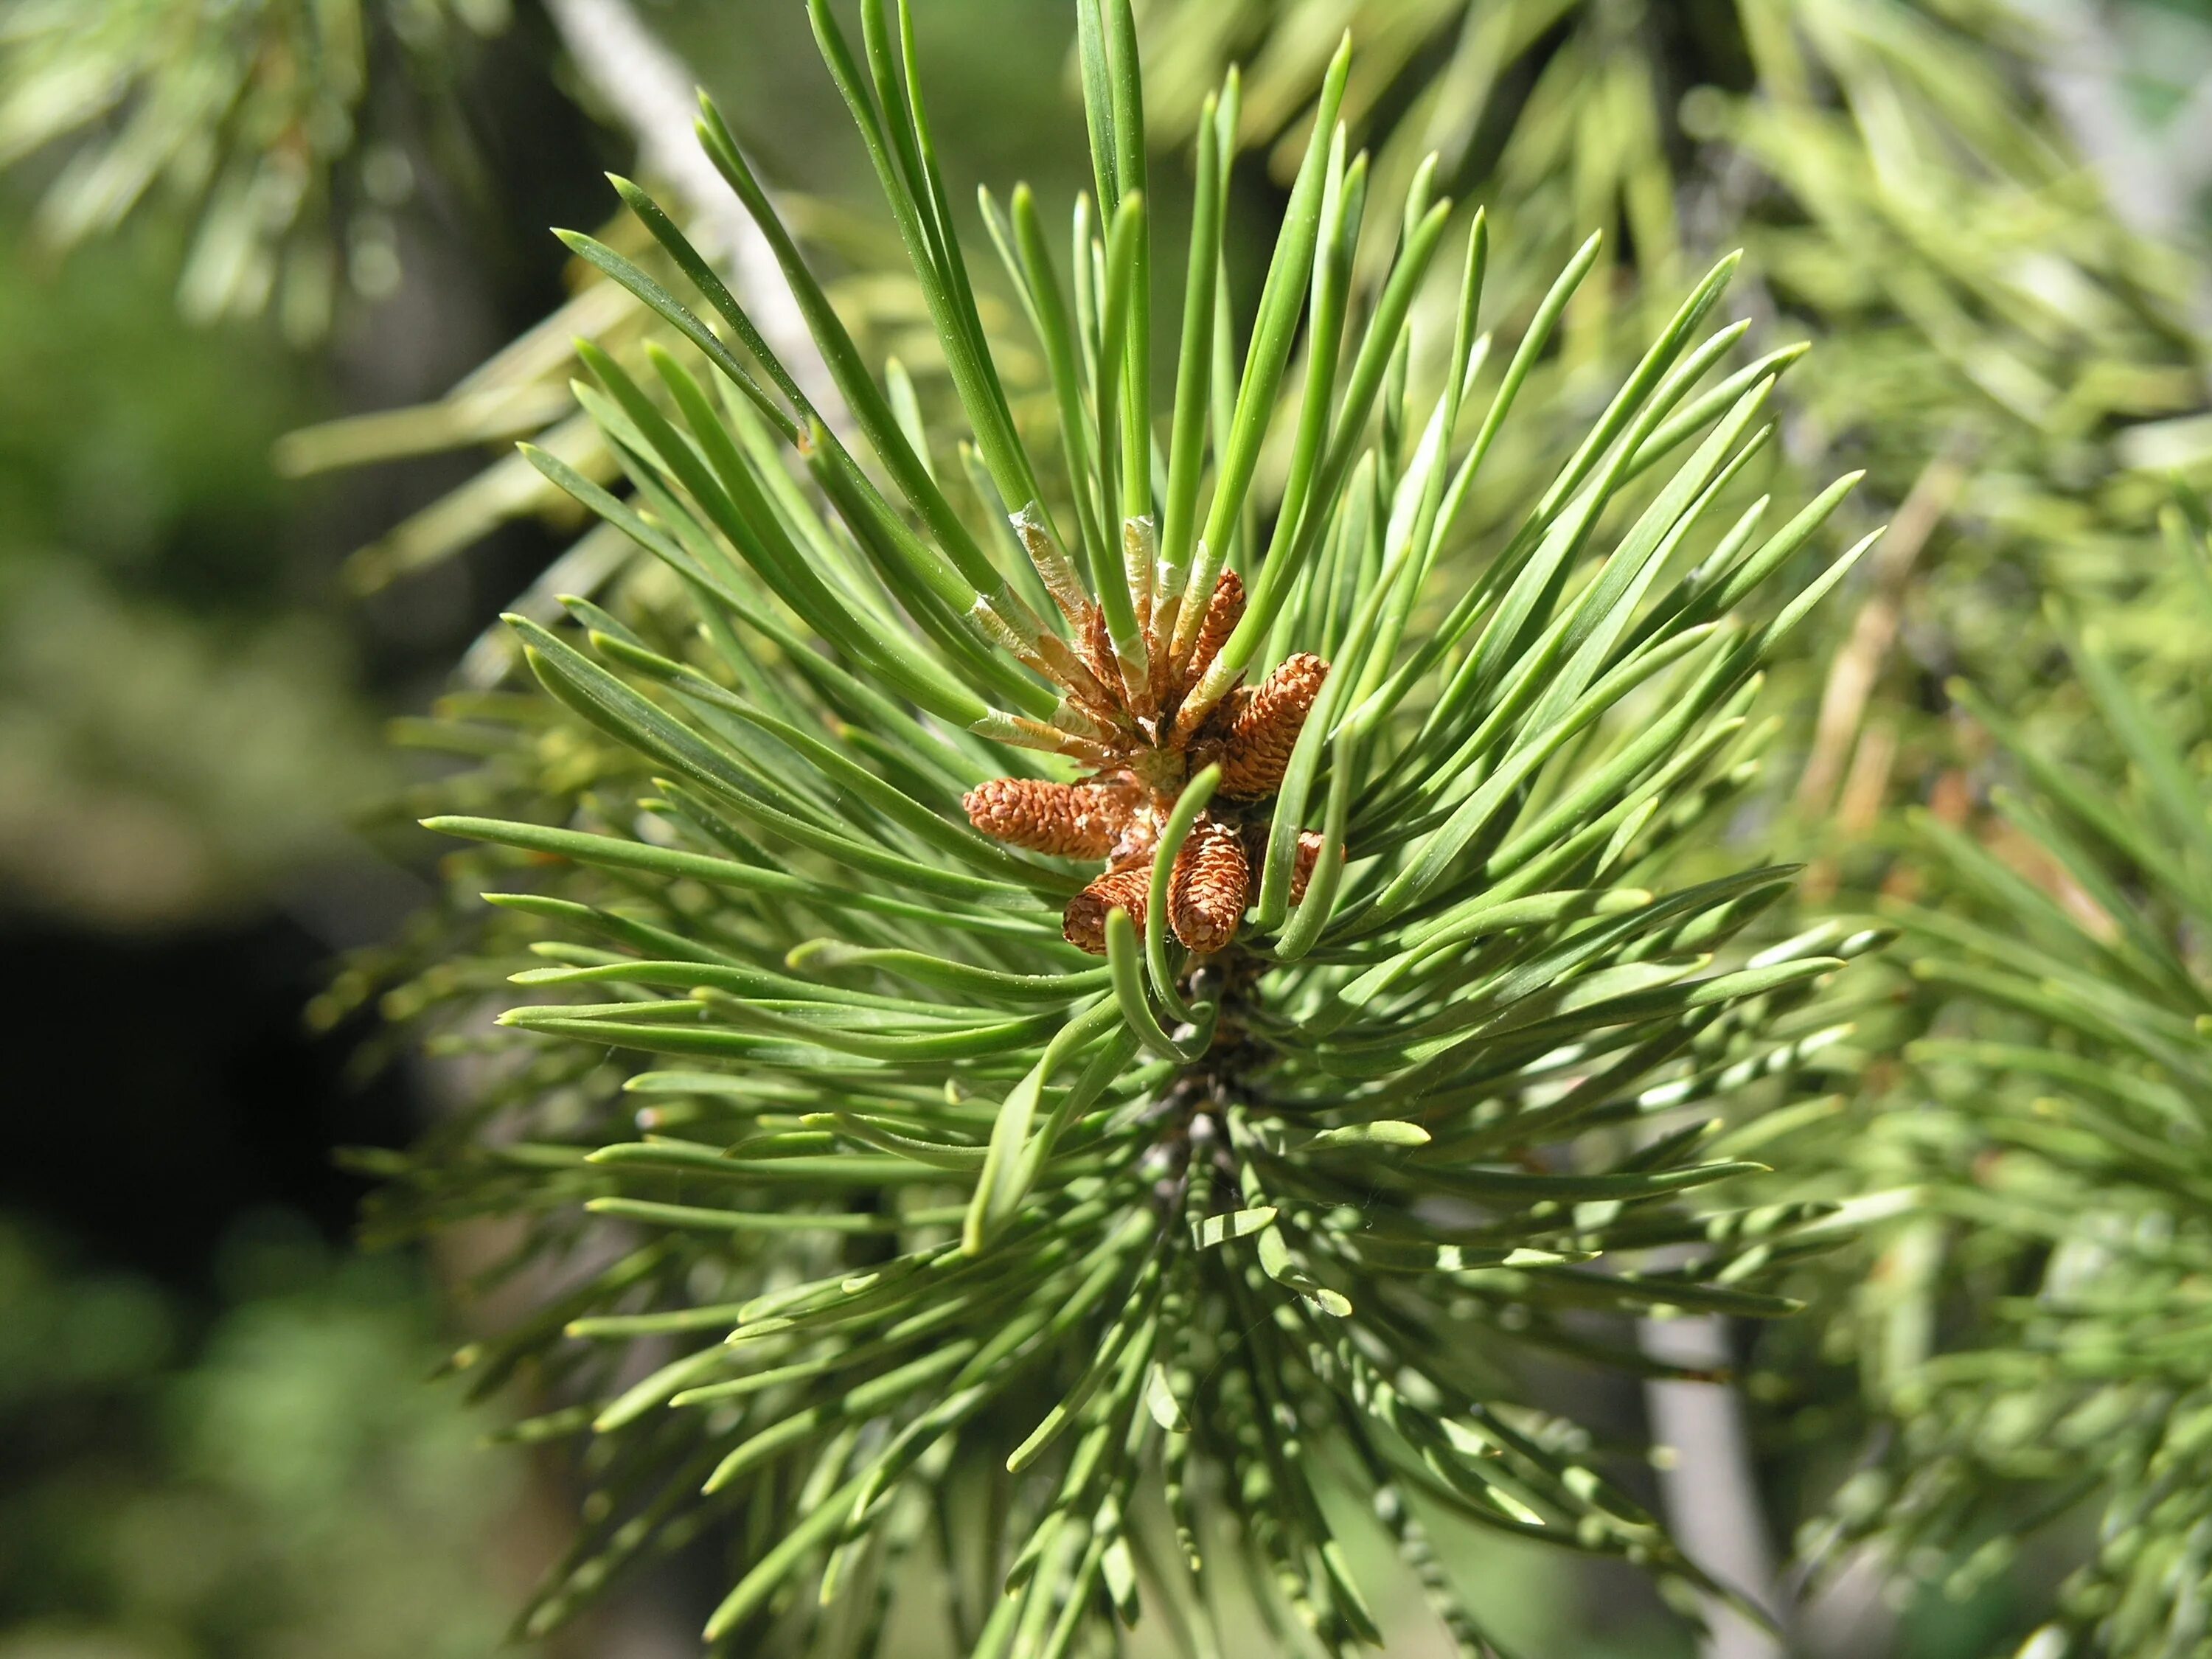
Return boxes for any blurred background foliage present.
[7,0,2212,1656]
[0,1215,524,1659]
[1753,494,2212,1658]
[0,198,382,925]
[0,0,512,340]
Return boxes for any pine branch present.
[361,4,1883,1652]
[1643,1311,1789,1659]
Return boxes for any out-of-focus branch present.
[1795,443,1972,828]
[1641,1314,1790,1659]
[540,0,837,409]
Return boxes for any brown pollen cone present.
[960,572,1335,957]
[1062,864,1152,954]
[1183,571,1245,685]
[1217,653,1328,799]
[1169,814,1250,954]
[1080,604,1127,703]
[964,778,1135,858]
[1236,823,1336,904]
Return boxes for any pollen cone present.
[1217,653,1328,800]
[964,779,1133,858]
[1062,865,1152,955]
[1183,570,1245,686]
[1169,814,1250,954]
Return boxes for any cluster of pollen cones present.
[962,570,1332,956]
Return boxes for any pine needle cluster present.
[1134,0,2210,700]
[1804,495,2212,1658]
[274,0,2207,720]
[364,1,1888,1652]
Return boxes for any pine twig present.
[541,0,838,412]
[1642,1313,1791,1659]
